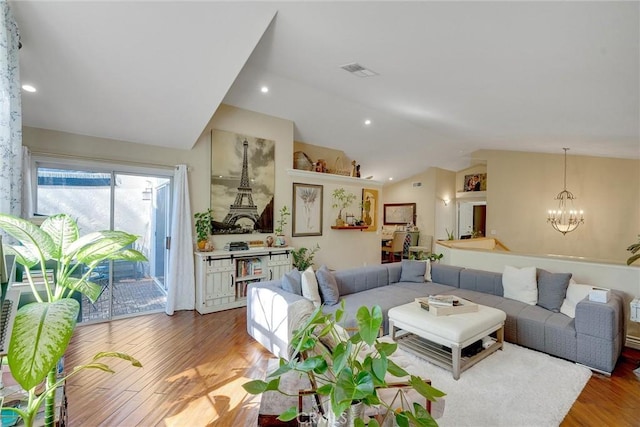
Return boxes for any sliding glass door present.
[35,163,172,322]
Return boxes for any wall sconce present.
[442,198,450,206]
[142,180,153,201]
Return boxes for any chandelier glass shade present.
[547,148,584,235]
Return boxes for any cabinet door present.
[267,254,292,281]
[204,259,235,306]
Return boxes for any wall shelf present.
[286,169,383,187]
[330,225,370,230]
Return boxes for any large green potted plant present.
[243,302,445,426]
[291,244,320,271]
[0,213,143,427]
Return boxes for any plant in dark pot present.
[0,213,144,427]
[243,302,445,426]
[291,244,320,271]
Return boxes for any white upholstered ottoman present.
[388,301,506,380]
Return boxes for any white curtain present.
[0,2,22,217]
[166,164,195,315]
[21,146,33,218]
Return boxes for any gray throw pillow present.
[537,269,572,312]
[399,260,427,283]
[316,265,340,305]
[281,268,302,295]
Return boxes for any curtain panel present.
[166,164,195,314]
[0,2,22,217]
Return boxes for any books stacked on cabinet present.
[237,258,263,278]
[415,295,478,316]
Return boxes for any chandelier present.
[547,148,584,235]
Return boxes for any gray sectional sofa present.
[247,262,624,374]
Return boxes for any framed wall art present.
[210,129,275,234]
[463,173,487,192]
[361,188,378,232]
[292,183,323,237]
[383,203,416,225]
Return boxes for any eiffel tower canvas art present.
[211,130,275,234]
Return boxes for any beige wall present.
[23,104,381,270]
[293,141,352,172]
[478,149,640,263]
[383,167,456,250]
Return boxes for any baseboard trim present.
[625,334,640,350]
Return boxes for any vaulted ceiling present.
[12,1,639,182]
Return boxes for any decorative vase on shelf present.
[335,218,345,227]
[275,235,286,247]
[197,240,207,251]
[266,235,274,247]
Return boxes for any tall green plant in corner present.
[0,214,144,427]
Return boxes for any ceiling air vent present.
[340,62,378,78]
[412,182,422,187]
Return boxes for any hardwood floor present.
[65,308,640,426]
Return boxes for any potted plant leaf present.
[627,236,640,265]
[275,206,290,247]
[243,302,445,426]
[291,244,320,271]
[332,188,357,227]
[194,208,213,250]
[0,213,143,427]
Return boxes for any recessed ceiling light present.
[364,119,371,126]
[22,84,36,93]
[260,86,269,93]
[389,177,393,181]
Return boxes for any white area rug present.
[389,341,592,427]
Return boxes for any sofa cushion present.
[301,266,321,307]
[537,270,572,313]
[560,282,594,318]
[399,260,426,283]
[316,265,340,306]
[334,264,389,296]
[430,264,463,287]
[281,268,302,295]
[502,265,537,305]
[460,268,503,296]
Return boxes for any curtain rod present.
[28,150,192,171]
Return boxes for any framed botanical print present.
[292,183,323,236]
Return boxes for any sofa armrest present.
[575,292,623,340]
[246,280,315,360]
[575,291,624,373]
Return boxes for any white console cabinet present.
[194,247,293,314]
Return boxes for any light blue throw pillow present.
[399,260,427,283]
[316,265,340,305]
[281,268,302,295]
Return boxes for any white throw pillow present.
[502,265,538,305]
[301,266,321,307]
[423,259,432,282]
[560,282,595,318]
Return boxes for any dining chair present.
[381,231,406,263]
